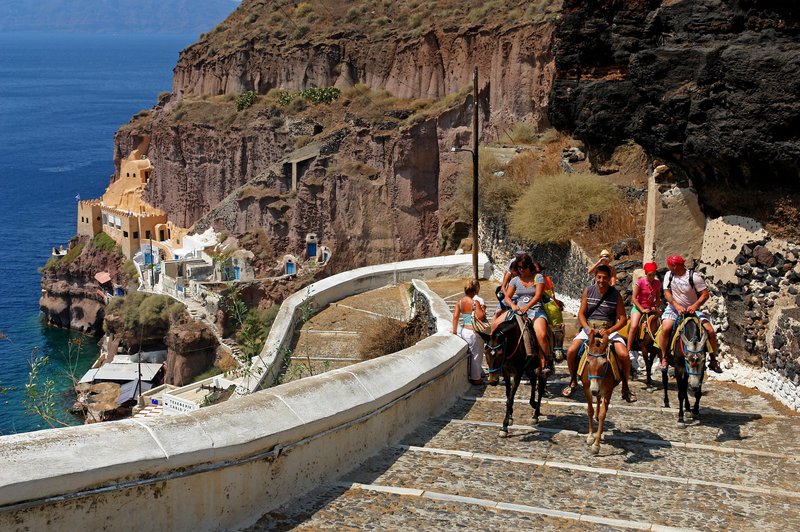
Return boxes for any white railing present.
[238,253,491,394]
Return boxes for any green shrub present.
[509,173,620,243]
[117,293,184,330]
[236,91,258,112]
[90,232,117,253]
[122,260,138,282]
[300,86,340,104]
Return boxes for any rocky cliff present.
[550,0,800,194]
[171,1,558,125]
[112,0,561,259]
[39,237,129,335]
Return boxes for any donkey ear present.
[601,332,609,351]
[699,329,708,348]
[475,330,491,343]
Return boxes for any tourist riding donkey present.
[627,261,662,389]
[563,265,637,403]
[579,330,620,455]
[476,253,553,434]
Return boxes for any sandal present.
[561,383,577,398]
[622,390,638,403]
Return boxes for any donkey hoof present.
[531,416,540,426]
[586,434,595,445]
[591,444,600,455]
[677,420,685,428]
[499,430,509,438]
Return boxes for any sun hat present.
[600,249,610,258]
[644,262,658,273]
[666,255,685,267]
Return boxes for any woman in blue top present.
[505,253,550,375]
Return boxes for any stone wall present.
[479,219,593,312]
[701,230,800,411]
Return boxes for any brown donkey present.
[579,331,621,455]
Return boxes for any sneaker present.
[708,359,723,374]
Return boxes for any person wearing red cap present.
[658,255,723,373]
[627,262,662,356]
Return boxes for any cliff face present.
[550,0,800,190]
[172,25,556,125]
[108,0,561,271]
[39,239,128,334]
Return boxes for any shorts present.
[524,308,548,323]
[573,328,626,344]
[661,307,708,324]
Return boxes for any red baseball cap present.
[644,262,658,273]
[667,255,685,267]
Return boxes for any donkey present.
[670,315,707,426]
[478,315,546,436]
[580,331,620,455]
[635,312,664,392]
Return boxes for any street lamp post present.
[451,67,480,280]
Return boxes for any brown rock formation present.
[164,316,218,386]
[111,2,560,248]
[39,238,128,334]
[172,6,556,124]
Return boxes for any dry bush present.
[574,197,644,257]
[360,316,428,360]
[449,148,526,223]
[501,122,537,144]
[509,172,621,244]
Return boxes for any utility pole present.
[472,66,479,280]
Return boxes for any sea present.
[0,32,197,435]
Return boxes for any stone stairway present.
[280,284,413,384]
[248,365,800,530]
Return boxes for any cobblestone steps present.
[250,372,800,530]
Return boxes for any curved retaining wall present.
[0,274,473,531]
[239,253,492,394]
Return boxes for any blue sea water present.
[0,32,196,434]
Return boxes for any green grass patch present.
[106,292,185,331]
[61,243,84,264]
[90,232,118,253]
[192,366,223,383]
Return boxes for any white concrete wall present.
[0,279,469,531]
[240,253,491,394]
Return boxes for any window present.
[126,173,130,177]
[123,231,129,238]
[133,231,139,239]
[145,230,151,240]
[102,214,108,225]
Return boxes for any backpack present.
[665,269,701,297]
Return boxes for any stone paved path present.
[250,361,799,530]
